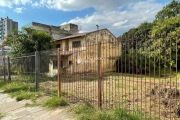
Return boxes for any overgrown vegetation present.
[3,28,55,74]
[12,74,34,83]
[83,76,97,81]
[39,74,57,82]
[0,113,3,118]
[0,80,40,101]
[72,102,157,120]
[4,28,54,55]
[117,0,180,75]
[42,96,68,109]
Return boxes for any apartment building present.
[0,17,18,41]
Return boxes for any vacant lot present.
[39,73,180,119]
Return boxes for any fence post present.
[7,56,11,81]
[35,51,39,89]
[58,48,61,97]
[3,57,5,81]
[98,42,102,109]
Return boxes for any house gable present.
[85,29,117,43]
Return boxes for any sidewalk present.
[0,91,75,120]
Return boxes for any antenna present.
[78,25,82,32]
[96,25,99,30]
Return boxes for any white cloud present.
[0,0,31,8]
[62,0,164,36]
[30,0,148,11]
[14,7,25,13]
[113,20,128,27]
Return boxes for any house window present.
[53,60,57,69]
[72,41,81,48]
[61,61,63,68]
[56,44,61,48]
[69,61,73,65]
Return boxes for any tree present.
[4,28,55,74]
[116,0,180,74]
[4,28,54,56]
[155,0,180,20]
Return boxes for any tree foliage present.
[4,28,54,56]
[3,28,55,74]
[117,0,180,74]
[155,0,180,20]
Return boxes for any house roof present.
[55,28,116,41]
[56,32,89,41]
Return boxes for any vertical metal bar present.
[158,35,161,119]
[132,36,135,114]
[128,36,130,112]
[3,53,6,81]
[118,40,120,108]
[108,42,111,108]
[35,51,39,89]
[98,42,102,108]
[58,48,61,97]
[170,32,172,119]
[140,36,142,119]
[121,41,124,108]
[144,34,147,119]
[106,42,108,108]
[175,31,178,120]
[136,36,138,111]
[7,56,11,81]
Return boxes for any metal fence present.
[59,35,180,119]
[1,33,180,119]
[2,50,58,97]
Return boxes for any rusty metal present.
[98,42,102,108]
[58,48,61,97]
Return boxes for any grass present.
[12,74,34,83]
[40,88,58,96]
[106,72,180,82]
[83,77,97,81]
[0,80,40,101]
[42,96,68,109]
[0,113,3,118]
[116,82,123,88]
[72,102,157,120]
[133,86,137,90]
[39,74,57,82]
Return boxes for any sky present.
[0,0,172,37]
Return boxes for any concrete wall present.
[60,23,78,35]
[31,22,71,40]
[86,29,117,43]
[23,22,79,40]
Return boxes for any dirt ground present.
[40,74,180,120]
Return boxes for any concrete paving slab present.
[15,110,31,117]
[0,101,25,113]
[0,92,75,120]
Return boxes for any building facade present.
[46,29,121,76]
[22,22,78,40]
[0,17,18,41]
